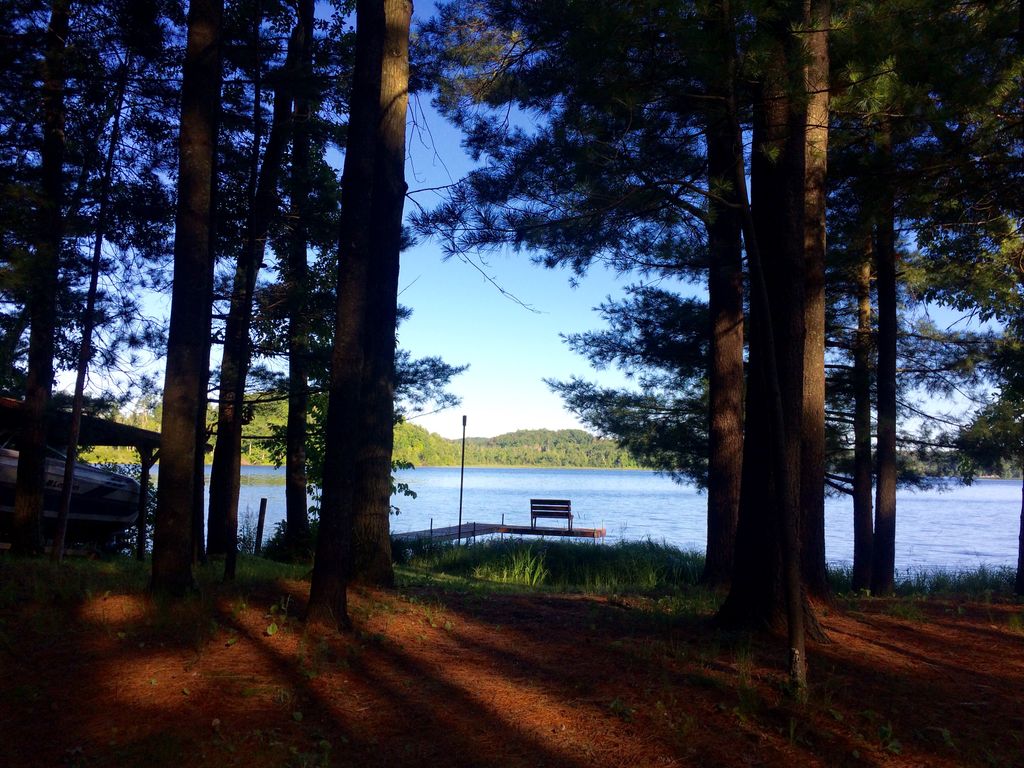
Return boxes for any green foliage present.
[471,543,549,586]
[399,538,705,593]
[827,563,1016,599]
[393,422,642,468]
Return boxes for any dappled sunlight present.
[3,562,1024,767]
[76,592,150,625]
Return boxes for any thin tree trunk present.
[851,249,874,592]
[135,447,155,560]
[208,1,263,560]
[799,0,830,599]
[703,106,743,589]
[191,397,208,566]
[1017,469,1023,595]
[12,0,69,556]
[307,0,386,629]
[283,0,315,559]
[213,20,301,580]
[871,125,898,596]
[152,0,223,595]
[349,0,412,587]
[52,58,131,562]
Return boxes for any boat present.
[0,447,140,543]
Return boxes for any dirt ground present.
[2,577,1023,768]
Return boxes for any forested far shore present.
[81,408,642,470]
[394,424,644,469]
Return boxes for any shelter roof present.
[0,396,161,451]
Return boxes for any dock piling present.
[253,498,268,555]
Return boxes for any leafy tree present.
[416,0,745,586]
[548,286,708,484]
[960,384,1024,598]
[209,0,305,578]
[826,0,1020,593]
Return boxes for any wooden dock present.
[393,521,606,543]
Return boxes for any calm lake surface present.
[227,466,1021,572]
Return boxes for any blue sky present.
[398,95,639,439]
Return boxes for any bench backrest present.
[530,498,571,512]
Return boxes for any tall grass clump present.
[827,562,1016,599]
[472,543,549,586]
[893,565,1015,598]
[398,538,705,593]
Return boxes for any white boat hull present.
[0,448,140,542]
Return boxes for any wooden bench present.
[530,498,573,531]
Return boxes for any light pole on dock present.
[458,414,467,544]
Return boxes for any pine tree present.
[152,0,224,595]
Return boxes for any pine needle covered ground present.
[1,547,1021,767]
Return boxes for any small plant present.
[879,721,902,754]
[608,698,635,722]
[885,599,926,622]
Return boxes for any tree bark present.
[152,0,223,595]
[52,58,131,562]
[207,0,263,560]
[135,447,155,561]
[799,0,830,599]
[283,0,316,559]
[1017,469,1023,595]
[716,3,824,691]
[871,125,898,596]
[211,19,301,580]
[12,0,69,556]
[851,249,874,592]
[702,107,743,589]
[307,0,387,629]
[349,0,412,587]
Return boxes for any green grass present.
[0,553,307,611]
[394,538,706,593]
[827,562,1018,599]
[0,555,150,609]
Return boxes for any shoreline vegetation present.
[1,545,1021,767]
[85,421,645,470]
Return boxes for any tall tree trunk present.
[871,125,898,596]
[135,446,155,560]
[12,0,69,556]
[1017,468,1023,596]
[799,0,830,599]
[349,0,412,586]
[716,3,822,691]
[307,0,387,629]
[851,249,874,592]
[152,0,224,595]
[703,107,743,589]
[212,20,301,580]
[52,58,131,562]
[283,0,315,559]
[192,392,208,566]
[208,1,263,560]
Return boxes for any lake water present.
[228,466,1022,572]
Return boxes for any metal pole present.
[458,414,467,545]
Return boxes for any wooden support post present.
[254,497,267,556]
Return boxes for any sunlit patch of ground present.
[1,563,1022,767]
